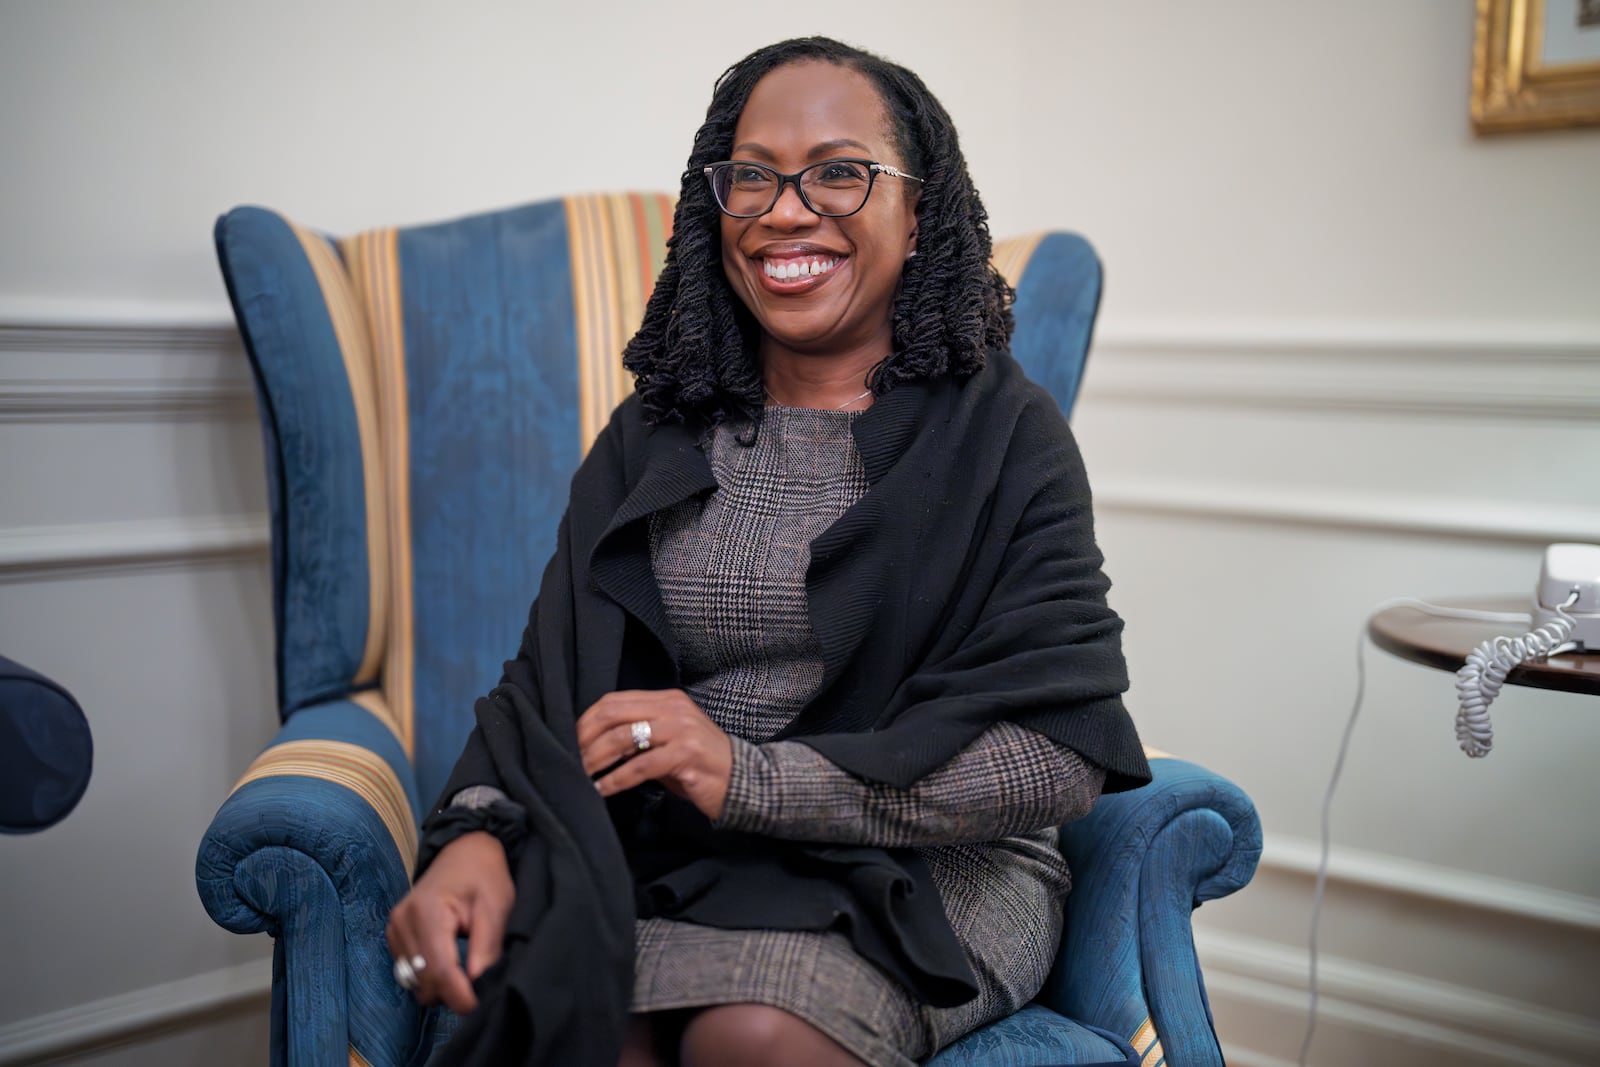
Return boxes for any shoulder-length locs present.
[621,37,1015,428]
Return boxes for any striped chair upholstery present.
[196,196,1260,1067]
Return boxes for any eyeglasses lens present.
[710,161,872,217]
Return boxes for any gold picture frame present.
[1472,0,1600,132]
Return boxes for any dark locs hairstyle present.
[621,36,1015,428]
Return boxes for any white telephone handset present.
[1455,542,1600,757]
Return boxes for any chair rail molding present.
[0,515,270,579]
[1087,319,1600,421]
[1091,477,1600,546]
[0,301,248,422]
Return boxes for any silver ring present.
[393,956,418,991]
[630,720,652,753]
[410,954,427,974]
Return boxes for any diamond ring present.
[393,954,426,992]
[630,721,652,753]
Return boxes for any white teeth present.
[763,256,839,279]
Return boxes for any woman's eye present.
[733,167,773,185]
[817,162,868,183]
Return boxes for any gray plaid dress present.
[630,405,1106,1066]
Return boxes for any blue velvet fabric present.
[1008,234,1101,419]
[0,656,93,833]
[196,699,423,1067]
[929,1005,1137,1067]
[1045,759,1263,1067]
[215,207,378,716]
[393,201,582,808]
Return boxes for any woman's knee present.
[679,1004,864,1067]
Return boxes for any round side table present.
[1367,596,1600,697]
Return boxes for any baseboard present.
[0,959,271,1065]
[1196,928,1600,1067]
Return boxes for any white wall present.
[0,2,1596,1064]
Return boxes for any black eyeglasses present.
[703,158,924,218]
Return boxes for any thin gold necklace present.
[764,387,872,410]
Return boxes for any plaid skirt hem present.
[630,918,924,1067]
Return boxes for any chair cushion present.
[0,656,93,833]
[928,1004,1139,1067]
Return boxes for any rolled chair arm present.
[196,698,427,1067]
[1041,757,1262,1067]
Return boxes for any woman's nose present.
[763,179,819,228]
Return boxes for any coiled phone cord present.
[1453,590,1578,757]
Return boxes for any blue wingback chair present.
[196,195,1261,1067]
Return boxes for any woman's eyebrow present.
[730,138,875,160]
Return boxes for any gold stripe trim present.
[991,231,1048,290]
[1131,1017,1155,1054]
[231,740,417,879]
[1143,1039,1165,1067]
[289,224,389,689]
[567,193,674,454]
[347,228,415,759]
[604,193,642,425]
[350,1046,374,1067]
[1143,745,1175,761]
[350,688,403,750]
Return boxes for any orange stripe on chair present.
[1131,1017,1156,1055]
[991,232,1048,290]
[566,193,674,454]
[345,228,416,760]
[231,740,417,880]
[350,1047,374,1067]
[290,224,390,692]
[1130,1016,1164,1067]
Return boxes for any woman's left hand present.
[576,689,733,821]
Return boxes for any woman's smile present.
[751,242,849,294]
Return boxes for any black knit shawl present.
[417,350,1150,1066]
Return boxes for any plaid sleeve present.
[716,721,1106,846]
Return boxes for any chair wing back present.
[993,231,1103,417]
[216,195,674,807]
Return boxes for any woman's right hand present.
[385,831,514,1013]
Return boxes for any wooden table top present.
[1367,595,1600,697]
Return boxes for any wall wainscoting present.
[1200,927,1600,1067]
[0,960,271,1066]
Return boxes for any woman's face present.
[720,60,920,367]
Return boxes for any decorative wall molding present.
[0,378,256,421]
[0,958,270,1065]
[0,515,270,578]
[3,309,1594,424]
[1092,477,1600,545]
[0,315,251,422]
[1258,833,1600,933]
[1086,323,1600,421]
[1196,928,1600,1067]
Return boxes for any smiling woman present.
[382,36,1148,1067]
